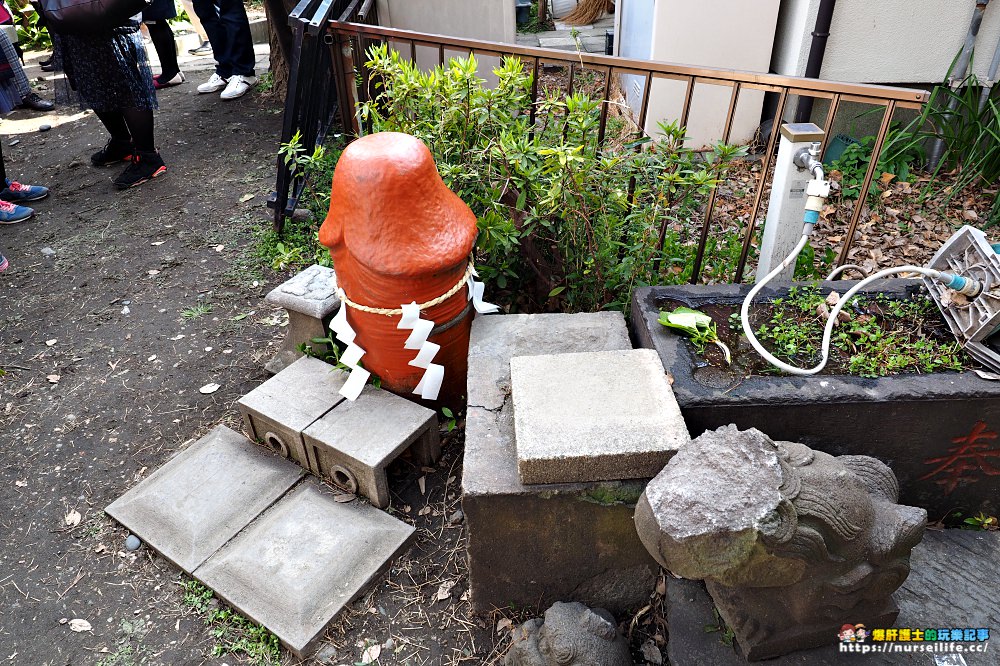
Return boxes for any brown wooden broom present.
[561,0,614,25]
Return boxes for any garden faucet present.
[792,141,830,231]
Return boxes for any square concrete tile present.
[193,480,416,657]
[105,425,305,572]
[511,349,690,484]
[303,384,439,507]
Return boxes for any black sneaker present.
[114,150,166,189]
[92,138,135,167]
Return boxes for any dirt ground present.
[0,60,515,665]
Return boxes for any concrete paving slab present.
[303,384,439,507]
[511,348,689,484]
[105,425,304,572]
[194,480,416,658]
[239,356,347,470]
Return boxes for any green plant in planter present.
[659,306,731,363]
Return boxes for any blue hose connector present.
[942,273,968,292]
[803,209,820,225]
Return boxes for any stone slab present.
[194,480,415,658]
[464,313,659,614]
[667,529,1000,665]
[264,264,340,320]
[511,349,689,484]
[631,280,1000,519]
[105,425,304,572]
[239,356,347,469]
[302,383,439,507]
[467,312,631,413]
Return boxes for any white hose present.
[825,264,869,281]
[741,235,950,376]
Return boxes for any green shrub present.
[357,45,744,312]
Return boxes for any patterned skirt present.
[0,30,23,113]
[53,23,157,113]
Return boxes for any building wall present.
[772,0,1000,83]
[643,0,781,148]
[374,0,514,83]
[617,0,655,113]
[375,0,515,44]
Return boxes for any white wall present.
[772,0,1000,83]
[375,0,515,44]
[643,0,781,148]
[618,0,655,113]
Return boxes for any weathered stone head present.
[505,601,632,666]
[635,425,926,660]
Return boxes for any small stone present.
[39,124,52,132]
[291,207,313,222]
[41,247,56,257]
[448,510,464,525]
[314,645,338,664]
[125,535,141,551]
[382,637,394,651]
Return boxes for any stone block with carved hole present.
[302,383,440,508]
[264,264,340,375]
[239,356,347,470]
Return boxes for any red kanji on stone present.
[919,421,1000,494]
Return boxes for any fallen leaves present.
[435,580,457,601]
[68,619,91,633]
[359,644,381,664]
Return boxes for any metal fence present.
[272,7,931,283]
[267,0,374,230]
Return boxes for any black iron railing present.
[267,0,376,231]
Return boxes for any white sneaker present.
[197,73,229,94]
[220,74,257,100]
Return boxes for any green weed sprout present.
[658,306,731,364]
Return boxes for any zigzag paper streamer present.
[398,301,444,400]
[468,266,500,314]
[330,291,371,400]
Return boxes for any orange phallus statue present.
[319,132,481,406]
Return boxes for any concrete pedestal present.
[463,313,659,614]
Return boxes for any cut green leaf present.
[658,307,731,364]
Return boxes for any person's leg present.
[122,108,155,153]
[95,110,132,142]
[217,0,254,77]
[91,110,135,166]
[192,0,230,78]
[146,20,180,81]
[180,0,209,44]
[112,108,164,189]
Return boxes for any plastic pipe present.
[928,0,992,169]
[978,33,1000,112]
[794,0,838,123]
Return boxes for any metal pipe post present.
[755,123,825,283]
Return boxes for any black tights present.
[146,21,180,80]
[95,109,156,153]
